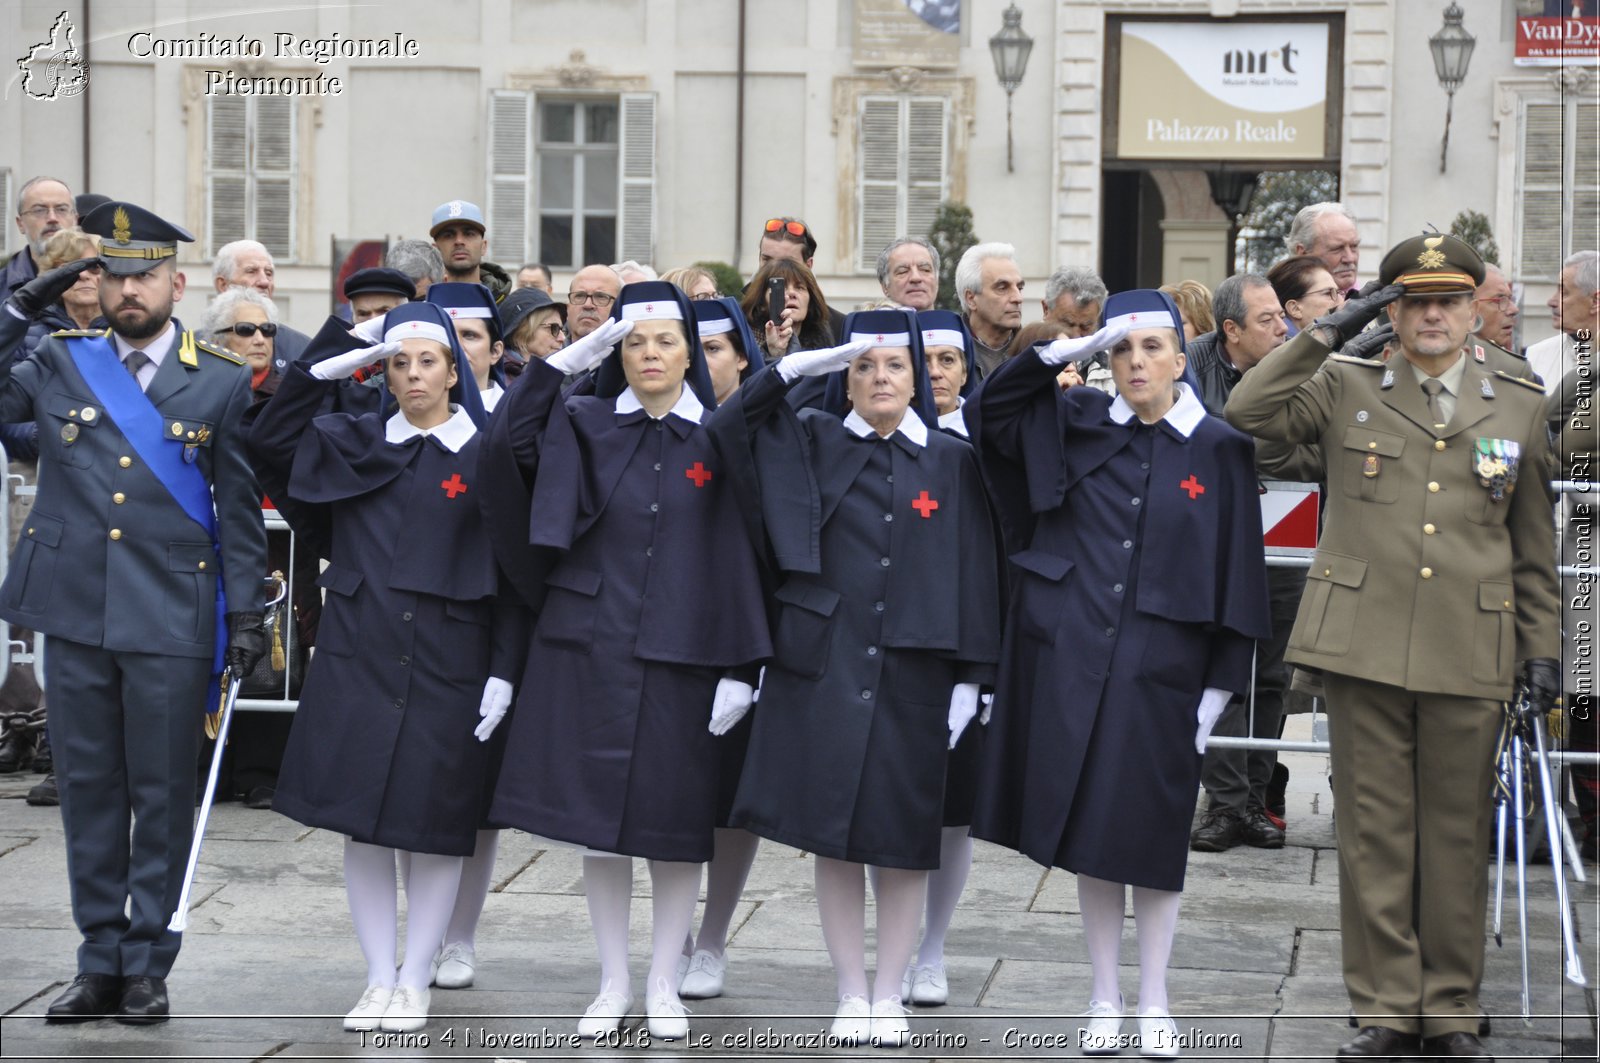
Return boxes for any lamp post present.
[1429,2,1476,174]
[989,3,1034,174]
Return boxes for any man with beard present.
[3,176,77,301]
[0,201,267,1024]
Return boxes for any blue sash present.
[68,335,228,684]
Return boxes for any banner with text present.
[1116,21,1330,161]
[1514,15,1600,65]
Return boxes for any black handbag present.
[239,572,305,698]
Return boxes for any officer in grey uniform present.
[0,202,267,1024]
[1226,233,1561,1061]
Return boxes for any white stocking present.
[647,860,702,1000]
[396,852,464,990]
[814,856,868,999]
[917,827,972,968]
[1076,874,1127,1005]
[1131,886,1181,1014]
[344,838,398,988]
[444,829,499,949]
[871,866,928,1003]
[584,855,634,998]
[692,828,759,956]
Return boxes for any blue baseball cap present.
[430,200,486,236]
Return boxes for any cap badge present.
[1417,235,1447,271]
[875,334,885,343]
[112,206,131,244]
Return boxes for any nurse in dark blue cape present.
[427,281,507,411]
[707,309,1003,1047]
[673,294,767,1003]
[917,309,976,439]
[246,301,523,1036]
[965,289,1270,1053]
[478,281,771,1042]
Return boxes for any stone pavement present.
[0,721,1594,1062]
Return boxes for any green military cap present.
[1377,231,1485,294]
[80,201,195,276]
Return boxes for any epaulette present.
[1478,338,1528,362]
[1328,354,1384,367]
[50,327,111,339]
[1493,370,1545,393]
[188,332,245,366]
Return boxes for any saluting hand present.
[347,313,388,346]
[546,318,632,376]
[1036,323,1130,366]
[947,683,981,749]
[310,340,402,381]
[774,339,873,383]
[1338,321,1395,362]
[709,678,755,735]
[8,258,99,321]
[1312,282,1406,349]
[474,677,514,741]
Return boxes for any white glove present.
[474,677,514,742]
[546,318,632,375]
[348,313,388,346]
[709,678,754,736]
[1194,687,1232,754]
[774,339,873,383]
[310,340,400,380]
[1036,323,1130,367]
[947,683,981,749]
[978,692,993,726]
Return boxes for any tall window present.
[488,90,656,269]
[206,95,295,259]
[1518,95,1599,279]
[856,95,948,272]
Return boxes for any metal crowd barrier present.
[0,447,43,688]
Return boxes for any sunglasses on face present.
[764,218,808,238]
[539,322,565,337]
[219,322,278,338]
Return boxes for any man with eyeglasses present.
[1465,264,1538,385]
[565,264,622,342]
[4,177,78,302]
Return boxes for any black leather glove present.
[8,258,98,320]
[1311,282,1407,349]
[1515,657,1562,720]
[1336,321,1395,362]
[224,611,267,677]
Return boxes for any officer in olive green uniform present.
[1226,234,1561,1061]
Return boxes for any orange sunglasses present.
[764,218,809,238]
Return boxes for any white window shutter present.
[618,92,657,265]
[1573,102,1599,260]
[1518,101,1564,278]
[488,90,533,265]
[253,96,295,260]
[858,97,903,271]
[905,98,948,246]
[208,96,248,254]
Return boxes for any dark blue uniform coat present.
[710,366,1002,869]
[967,349,1270,890]
[249,362,523,856]
[481,357,771,862]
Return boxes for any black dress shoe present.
[1241,808,1286,848]
[1337,1025,1417,1059]
[243,784,276,809]
[1190,807,1244,852]
[1419,1031,1492,1058]
[115,975,169,1025]
[45,973,122,1023]
[0,726,33,773]
[26,771,58,807]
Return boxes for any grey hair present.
[200,286,278,336]
[386,239,446,284]
[1285,202,1357,254]
[212,239,272,283]
[1563,250,1599,296]
[954,242,1017,299]
[15,175,74,213]
[1044,266,1108,309]
[875,237,942,288]
[611,260,658,281]
[1212,273,1273,331]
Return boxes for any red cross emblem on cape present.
[1180,475,1205,500]
[685,462,713,488]
[440,473,468,499]
[912,490,939,518]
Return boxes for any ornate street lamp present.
[989,4,1034,174]
[1429,2,1476,173]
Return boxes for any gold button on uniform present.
[119,456,132,468]
[1420,567,1433,579]
[1424,523,1436,535]
[1503,599,1511,608]
[171,422,183,436]
[112,493,125,504]
[1368,441,1377,450]
[1434,440,1446,451]
[109,529,122,541]
[1323,568,1331,577]
[198,561,207,571]
[1428,482,1440,493]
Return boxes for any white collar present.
[384,404,477,452]
[1108,381,1206,438]
[480,382,504,412]
[112,321,176,366]
[843,406,929,446]
[937,399,968,437]
[614,384,706,424]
